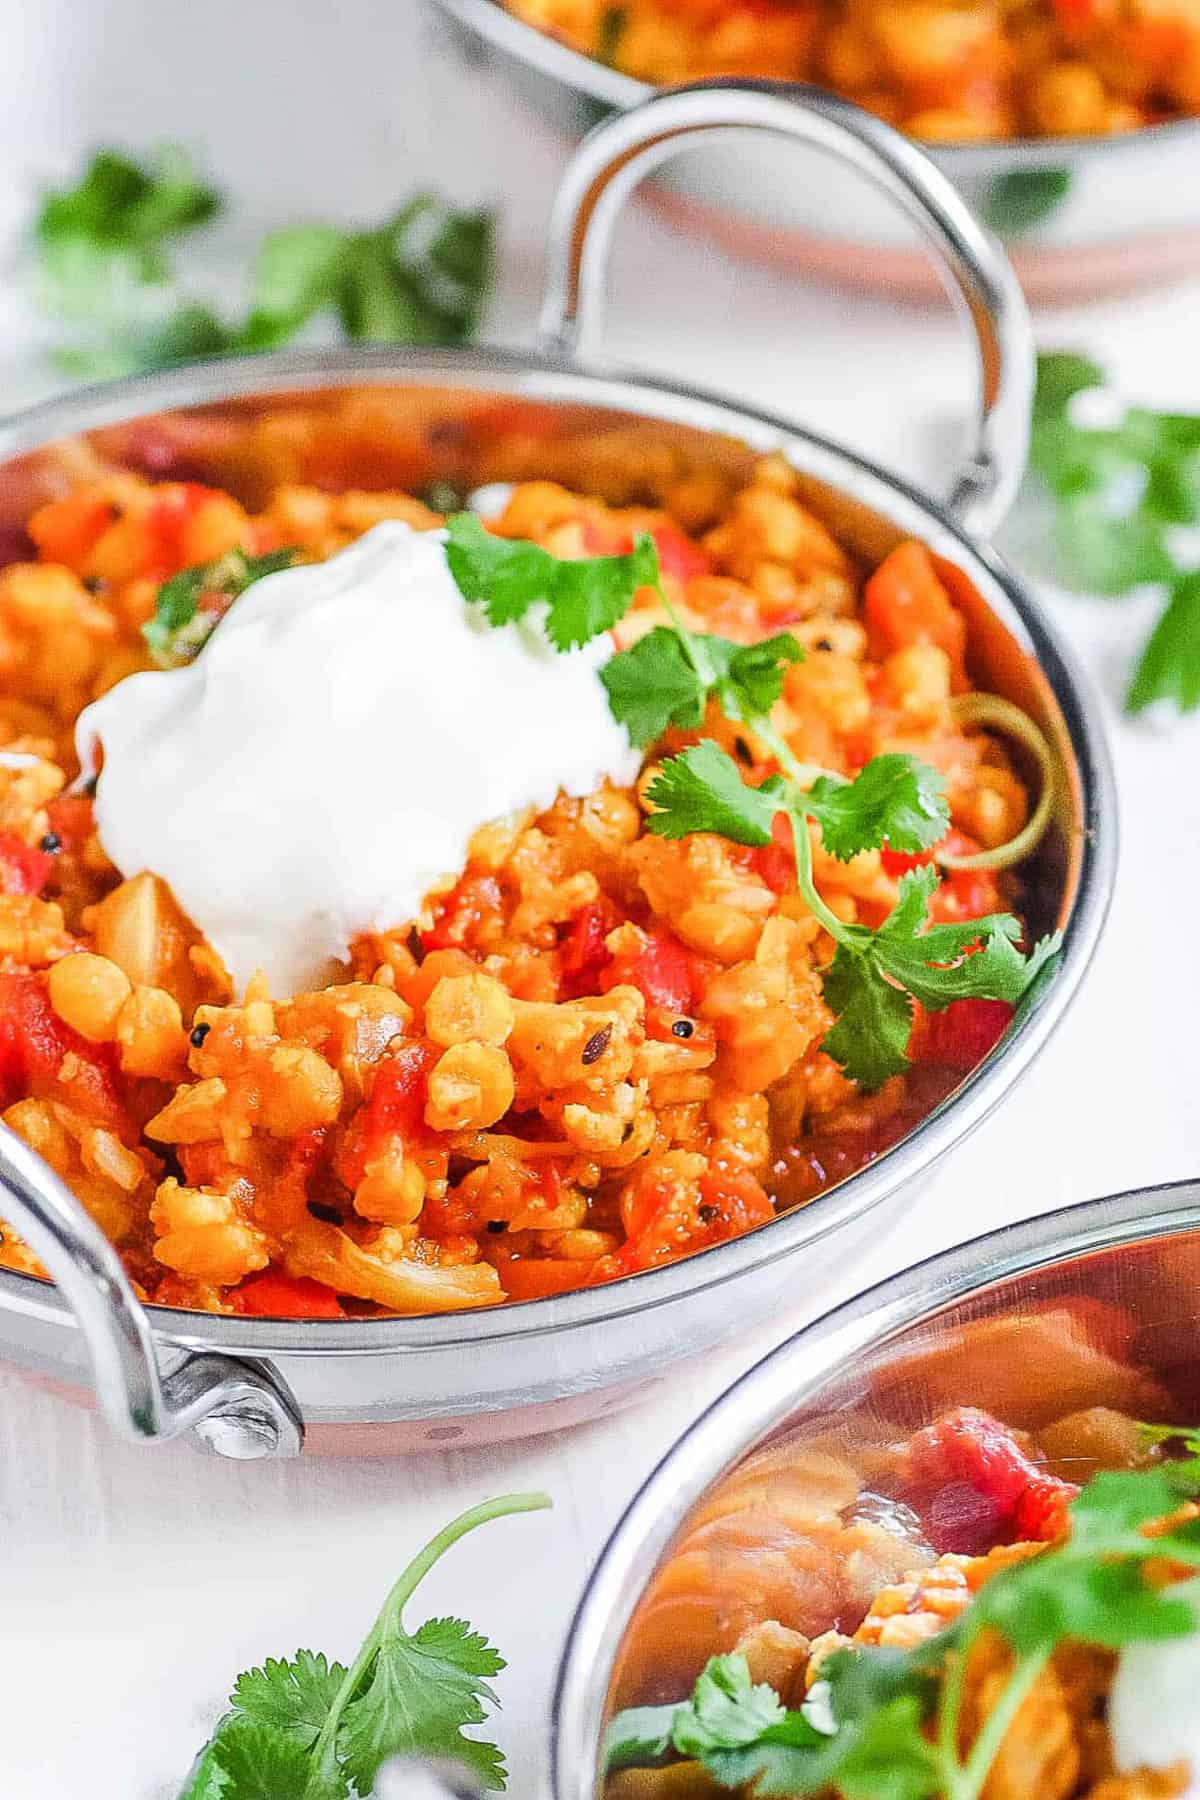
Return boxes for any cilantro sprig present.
[444,518,1057,1088]
[605,1451,1200,1800]
[35,148,495,378]
[444,514,658,651]
[179,1491,550,1799]
[143,547,299,668]
[1030,349,1200,714]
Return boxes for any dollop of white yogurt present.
[1109,1573,1200,1795]
[77,522,640,997]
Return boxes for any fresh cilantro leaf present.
[180,1493,549,1799]
[1069,1461,1200,1548]
[645,742,784,845]
[602,1703,678,1772]
[804,755,948,863]
[817,869,1052,1086]
[340,1617,507,1795]
[601,627,802,748]
[229,1651,348,1749]
[1127,574,1200,713]
[600,626,707,745]
[179,1717,322,1800]
[983,169,1071,235]
[820,942,916,1091]
[143,548,298,667]
[239,225,347,351]
[37,145,221,303]
[34,148,494,378]
[1029,350,1200,714]
[670,1654,786,1755]
[1033,350,1105,425]
[977,1554,1195,1658]
[444,514,656,649]
[711,632,804,722]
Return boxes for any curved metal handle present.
[0,1123,303,1459]
[538,80,1034,537]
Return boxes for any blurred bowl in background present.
[428,0,1200,303]
[552,1177,1200,1795]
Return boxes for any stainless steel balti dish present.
[429,0,1200,301]
[0,86,1113,1462]
[552,1177,1200,1795]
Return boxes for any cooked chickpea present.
[424,972,516,1049]
[48,952,131,1043]
[425,1043,515,1131]
[257,1046,343,1136]
[114,985,188,1079]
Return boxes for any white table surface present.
[0,3,1198,1795]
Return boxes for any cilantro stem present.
[786,798,857,945]
[303,1491,551,1797]
[653,580,832,790]
[948,1647,1050,1800]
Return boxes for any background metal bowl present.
[552,1177,1200,1794]
[0,91,1114,1461]
[428,0,1200,301]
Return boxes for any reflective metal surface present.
[552,1180,1200,1795]
[0,86,1113,1459]
[537,84,1031,536]
[429,0,1200,296]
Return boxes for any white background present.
[0,1,1197,1795]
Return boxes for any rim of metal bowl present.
[0,344,1115,1358]
[430,0,1200,171]
[551,1174,1200,1795]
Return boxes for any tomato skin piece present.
[903,1405,1077,1554]
[235,1272,345,1319]
[0,833,53,897]
[0,971,123,1123]
[650,522,710,584]
[911,997,1013,1073]
[754,812,795,894]
[144,482,225,576]
[421,872,503,953]
[559,901,618,999]
[364,1042,438,1145]
[864,540,968,686]
[600,928,697,1016]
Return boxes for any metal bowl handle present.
[0,1122,303,1458]
[537,80,1033,538]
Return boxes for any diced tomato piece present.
[558,901,617,998]
[903,1406,1077,1553]
[755,812,795,893]
[614,1166,774,1277]
[363,1042,439,1145]
[44,794,95,855]
[600,929,697,1017]
[0,833,53,897]
[650,522,710,584]
[235,1272,345,1319]
[421,872,503,952]
[864,541,968,686]
[0,971,122,1123]
[912,997,1013,1073]
[144,482,226,577]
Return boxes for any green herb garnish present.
[605,1452,1200,1800]
[444,513,658,651]
[180,1491,550,1799]
[1031,349,1200,714]
[35,148,495,378]
[143,547,298,668]
[445,523,1056,1088]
